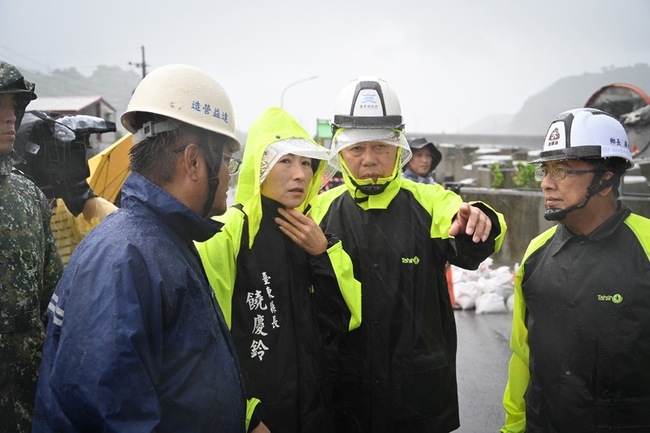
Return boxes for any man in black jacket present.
[310,76,507,433]
[502,108,650,433]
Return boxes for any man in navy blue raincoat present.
[33,64,247,433]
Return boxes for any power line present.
[0,44,53,71]
[128,46,148,79]
[0,44,145,76]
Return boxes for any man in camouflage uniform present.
[0,61,63,433]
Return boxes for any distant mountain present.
[22,63,650,137]
[463,63,650,135]
[461,113,513,135]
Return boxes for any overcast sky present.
[2,0,649,136]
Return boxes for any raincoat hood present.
[233,107,329,247]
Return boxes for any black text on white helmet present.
[532,107,633,169]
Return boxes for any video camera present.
[14,110,116,200]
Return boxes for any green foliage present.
[490,162,540,189]
[512,162,541,188]
[490,163,504,188]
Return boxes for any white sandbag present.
[450,265,477,283]
[475,292,508,314]
[482,271,514,298]
[454,281,479,310]
[455,294,476,310]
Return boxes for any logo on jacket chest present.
[596,293,623,304]
[401,256,420,265]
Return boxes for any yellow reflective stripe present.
[502,226,556,433]
[246,397,261,431]
[468,200,508,252]
[401,181,463,238]
[309,187,346,224]
[624,213,650,259]
[196,207,245,328]
[326,240,362,331]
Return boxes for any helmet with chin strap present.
[532,107,633,221]
[121,64,240,217]
[332,76,404,132]
[0,61,37,131]
[329,76,411,197]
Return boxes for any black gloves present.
[57,179,97,217]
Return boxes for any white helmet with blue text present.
[121,64,240,217]
[329,76,412,186]
[121,64,240,152]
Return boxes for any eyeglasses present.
[173,146,241,174]
[533,166,599,182]
[222,155,242,175]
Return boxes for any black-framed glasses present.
[222,155,242,175]
[533,166,599,182]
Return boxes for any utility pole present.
[129,45,148,78]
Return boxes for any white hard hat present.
[532,108,634,169]
[121,64,240,151]
[331,76,404,130]
[329,77,411,173]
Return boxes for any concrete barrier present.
[459,187,650,266]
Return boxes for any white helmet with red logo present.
[533,108,634,222]
[532,107,633,169]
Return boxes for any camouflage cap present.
[0,61,37,101]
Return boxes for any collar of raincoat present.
[339,146,404,210]
[233,106,329,248]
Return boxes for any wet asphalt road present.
[454,309,513,433]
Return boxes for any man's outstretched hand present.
[449,203,492,243]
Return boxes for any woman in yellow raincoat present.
[197,107,361,433]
